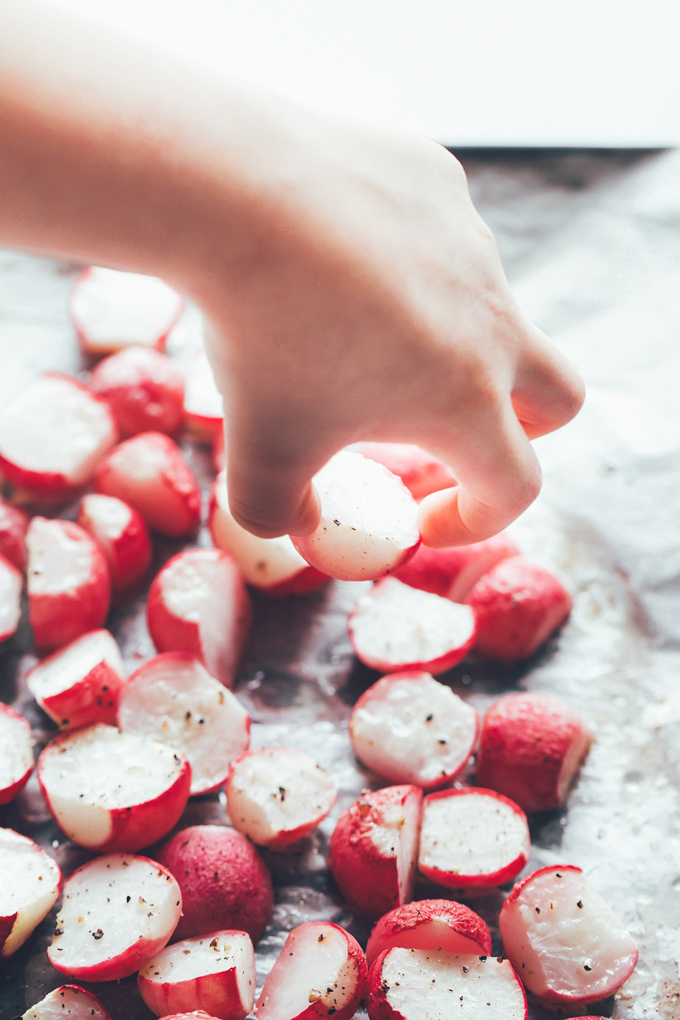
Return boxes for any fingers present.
[512,323,585,440]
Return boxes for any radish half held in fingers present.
[70,267,184,355]
[90,346,185,437]
[77,493,153,594]
[418,788,530,891]
[499,864,639,1006]
[354,442,456,501]
[37,724,191,852]
[476,692,592,814]
[48,853,182,981]
[365,899,492,968]
[291,450,420,582]
[393,531,520,601]
[118,653,251,796]
[27,517,111,652]
[255,921,367,1020]
[0,827,62,959]
[366,948,527,1020]
[330,785,422,920]
[26,628,126,730]
[0,497,28,570]
[226,746,336,848]
[0,704,34,805]
[23,985,111,1020]
[0,552,22,646]
[147,549,252,687]
[183,348,224,439]
[348,578,476,675]
[349,672,478,788]
[138,930,255,1020]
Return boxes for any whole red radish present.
[0,827,62,960]
[0,498,28,570]
[354,442,456,501]
[365,899,491,967]
[0,705,34,806]
[393,531,519,601]
[0,553,22,646]
[78,493,152,594]
[23,985,111,1020]
[90,345,185,436]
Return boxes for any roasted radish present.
[183,348,224,439]
[0,704,33,805]
[0,498,28,571]
[0,827,62,959]
[77,493,153,594]
[354,442,456,501]
[394,531,519,601]
[0,553,22,646]
[365,899,492,967]
[23,985,111,1020]
[90,346,185,437]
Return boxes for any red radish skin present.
[77,493,153,594]
[466,556,573,663]
[418,788,530,890]
[0,828,62,960]
[354,443,456,501]
[254,921,367,1020]
[0,704,33,805]
[393,531,520,601]
[0,553,22,646]
[0,498,28,571]
[476,691,593,813]
[158,1014,234,1020]
[22,985,111,1020]
[365,899,491,968]
[147,548,252,687]
[499,864,638,1006]
[330,786,422,920]
[27,517,111,652]
[157,825,273,943]
[90,346,185,437]
[183,348,224,439]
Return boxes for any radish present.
[37,723,191,851]
[365,899,492,968]
[0,704,33,805]
[354,442,456,501]
[0,552,22,646]
[158,1016,222,1020]
[499,864,638,1006]
[147,548,252,687]
[0,497,28,570]
[183,348,224,439]
[366,948,527,1020]
[22,985,111,1020]
[209,471,328,595]
[94,431,201,538]
[0,827,62,959]
[138,930,255,1020]
[69,267,184,355]
[465,556,573,662]
[26,517,111,652]
[48,853,182,981]
[349,671,478,788]
[77,493,153,594]
[393,531,519,601]
[329,785,422,920]
[418,788,530,890]
[118,653,251,796]
[254,921,367,1020]
[90,346,185,437]
[291,450,420,582]
[26,628,126,730]
[348,578,476,675]
[476,691,592,814]
[156,825,273,943]
[0,374,117,500]
[225,746,336,849]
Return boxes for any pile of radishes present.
[0,267,639,1020]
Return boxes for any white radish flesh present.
[0,828,62,960]
[0,554,22,644]
[0,705,34,804]
[23,985,111,1020]
[183,348,224,438]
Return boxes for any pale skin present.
[0,1,584,547]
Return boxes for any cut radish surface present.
[349,671,478,788]
[365,899,492,968]
[255,921,367,1020]
[226,746,336,848]
[77,493,152,594]
[394,531,520,601]
[147,549,252,687]
[0,827,62,960]
[348,578,476,675]
[330,785,422,920]
[366,948,527,1020]
[0,705,33,806]
[499,864,638,1006]
[291,451,420,582]
[0,553,22,645]
[354,442,456,501]
[48,853,182,981]
[418,788,530,890]
[138,930,255,1020]
[70,267,184,355]
[0,498,28,570]
[23,985,111,1020]
[183,348,224,439]
[90,346,185,437]
[37,724,191,852]
[118,653,251,796]
[27,628,126,730]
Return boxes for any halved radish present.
[70,267,184,355]
[26,628,126,730]
[118,653,251,796]
[183,348,224,439]
[365,899,492,968]
[0,827,62,960]
[349,672,478,788]
[418,788,530,890]
[0,704,33,805]
[209,472,327,595]
[348,578,476,675]
[0,498,28,570]
[499,864,638,1006]
[0,374,117,500]
[48,853,182,981]
[354,442,456,501]
[0,552,22,645]
[138,930,255,1020]
[291,451,420,582]
[476,691,592,814]
[22,985,111,1020]
[366,948,527,1020]
[90,346,185,437]
[77,493,153,594]
[225,746,336,849]
[27,517,111,652]
[147,549,252,687]
[393,532,520,601]
[329,785,422,920]
[254,921,367,1020]
[37,723,191,851]
[94,432,201,538]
